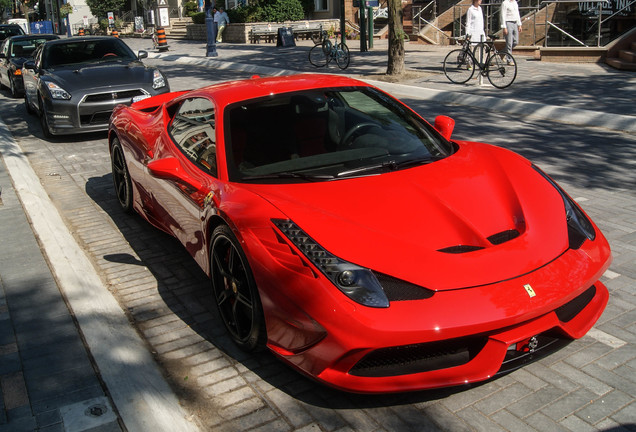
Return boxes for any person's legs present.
[505,22,517,54]
[216,24,225,42]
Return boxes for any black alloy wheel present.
[210,225,266,352]
[110,138,133,213]
[38,96,53,138]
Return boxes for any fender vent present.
[555,285,596,323]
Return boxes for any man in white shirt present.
[500,0,522,58]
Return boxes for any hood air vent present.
[438,229,521,254]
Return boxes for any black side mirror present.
[138,50,148,60]
[23,59,36,71]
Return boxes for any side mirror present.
[434,115,455,140]
[138,50,148,60]
[23,59,36,71]
[147,157,203,191]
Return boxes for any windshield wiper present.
[242,171,335,181]
[336,156,441,178]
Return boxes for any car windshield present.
[42,39,136,68]
[10,37,53,58]
[224,87,453,183]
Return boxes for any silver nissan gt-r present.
[22,36,169,138]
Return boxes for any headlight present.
[533,165,595,249]
[46,82,71,100]
[152,70,166,89]
[273,219,390,308]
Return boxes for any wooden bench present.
[290,22,323,42]
[249,24,277,43]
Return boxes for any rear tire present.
[443,49,475,84]
[335,43,350,70]
[487,53,517,89]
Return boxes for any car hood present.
[241,142,570,291]
[45,61,153,91]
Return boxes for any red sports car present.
[108,74,611,393]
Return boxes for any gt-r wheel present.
[210,225,266,352]
[9,77,19,98]
[38,96,53,139]
[110,138,133,213]
[24,91,35,115]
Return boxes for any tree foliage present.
[227,0,304,23]
[85,0,126,20]
[386,0,405,75]
[0,0,12,11]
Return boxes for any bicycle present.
[308,31,350,70]
[443,34,517,89]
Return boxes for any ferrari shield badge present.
[524,284,536,298]
[203,191,215,208]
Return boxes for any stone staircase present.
[606,39,636,71]
[164,17,192,39]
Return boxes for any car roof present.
[185,74,372,107]
[44,36,123,46]
[6,34,59,42]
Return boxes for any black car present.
[22,36,170,138]
[0,24,25,42]
[0,34,59,97]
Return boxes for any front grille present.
[83,89,145,103]
[555,285,596,323]
[374,273,434,301]
[349,336,488,377]
[80,111,113,125]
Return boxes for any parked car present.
[0,24,25,42]
[108,74,612,393]
[22,36,169,138]
[0,34,59,97]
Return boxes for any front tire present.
[487,53,517,89]
[110,138,134,213]
[309,44,328,67]
[443,49,475,84]
[9,76,19,98]
[335,43,350,70]
[38,96,53,139]
[210,225,266,352]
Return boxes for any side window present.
[169,97,217,177]
[1,41,8,57]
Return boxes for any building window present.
[315,0,328,12]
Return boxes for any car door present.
[0,39,10,88]
[22,44,42,109]
[145,96,221,266]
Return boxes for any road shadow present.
[84,172,477,416]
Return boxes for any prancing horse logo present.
[524,284,536,298]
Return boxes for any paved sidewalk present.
[0,144,122,431]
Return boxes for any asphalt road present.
[0,52,635,431]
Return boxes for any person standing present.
[500,0,522,58]
[465,0,485,44]
[216,7,230,43]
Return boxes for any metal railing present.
[444,0,634,47]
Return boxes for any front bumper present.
[249,225,611,393]
[43,85,169,135]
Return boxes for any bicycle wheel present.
[335,43,350,70]
[486,53,517,89]
[322,39,334,65]
[443,49,475,84]
[309,44,328,67]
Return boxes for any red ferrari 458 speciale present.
[108,74,611,393]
